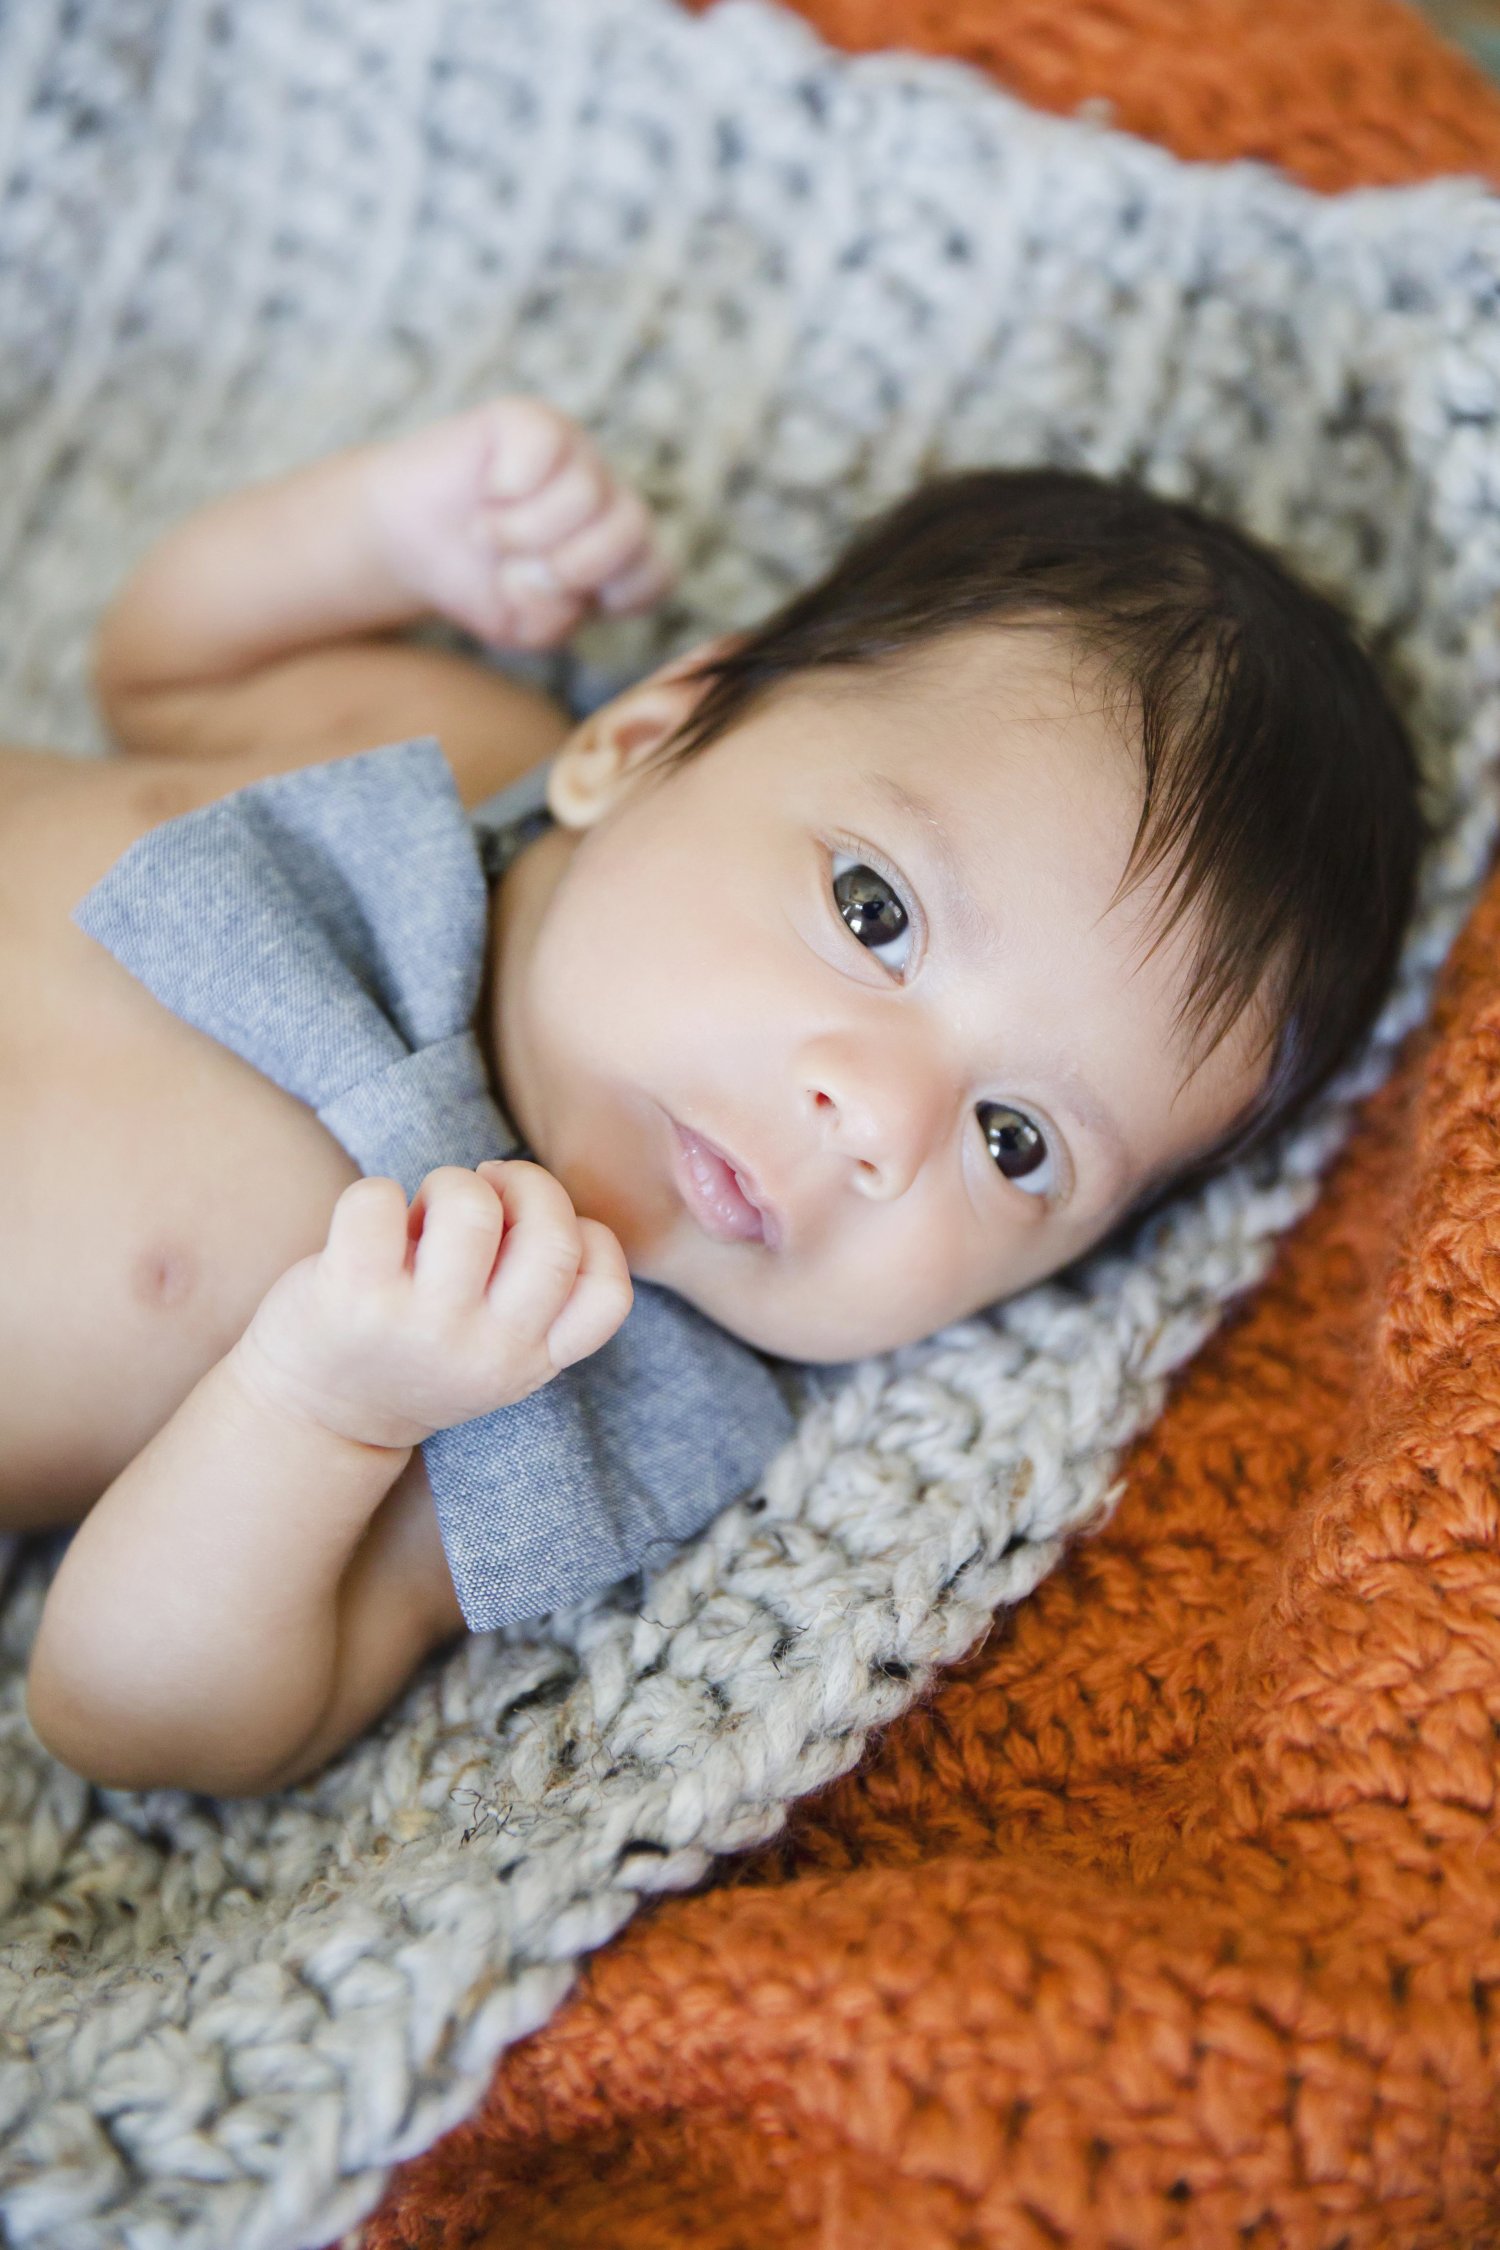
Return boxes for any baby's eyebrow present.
[868,773,1001,963]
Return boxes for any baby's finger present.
[544,488,656,596]
[481,1159,586,1340]
[596,543,675,615]
[321,1176,411,1287]
[491,567,589,649]
[483,398,576,504]
[492,576,584,657]
[488,451,609,551]
[543,1218,634,1372]
[410,1166,506,1302]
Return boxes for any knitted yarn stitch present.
[0,5,1497,2248]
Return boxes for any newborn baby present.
[10,399,1419,1796]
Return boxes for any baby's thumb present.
[544,1219,633,1372]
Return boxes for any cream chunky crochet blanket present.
[1,2,1498,2244]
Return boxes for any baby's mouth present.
[668,1119,777,1248]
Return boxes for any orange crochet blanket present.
[364,6,1500,2243]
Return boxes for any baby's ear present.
[547,636,739,829]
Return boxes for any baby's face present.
[489,630,1271,1363]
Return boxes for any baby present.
[8,398,1419,1797]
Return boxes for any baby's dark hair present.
[662,468,1424,1194]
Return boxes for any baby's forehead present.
[778,616,1128,724]
[753,634,1138,825]
[756,631,1144,844]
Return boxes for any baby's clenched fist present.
[365,396,672,649]
[232,1161,633,1452]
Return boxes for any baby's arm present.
[27,1162,631,1797]
[94,400,669,785]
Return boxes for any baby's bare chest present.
[0,749,360,1515]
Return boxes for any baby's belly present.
[0,750,360,1521]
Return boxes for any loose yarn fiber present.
[0,4,1498,2247]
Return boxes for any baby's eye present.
[831,852,913,975]
[977,1100,1054,1197]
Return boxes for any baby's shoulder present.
[0,745,236,916]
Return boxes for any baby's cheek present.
[878,1198,1084,1343]
[788,1215,999,1361]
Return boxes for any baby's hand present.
[365,397,673,649]
[232,1161,633,1451]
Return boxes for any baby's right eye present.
[831,853,914,976]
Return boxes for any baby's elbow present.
[25,1649,278,1798]
[26,1655,155,1791]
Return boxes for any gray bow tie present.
[74,738,795,1630]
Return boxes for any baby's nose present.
[805,1048,945,1202]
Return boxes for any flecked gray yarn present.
[0,2,1498,2245]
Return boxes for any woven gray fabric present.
[0,2,1498,2245]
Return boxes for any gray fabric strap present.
[73,739,793,1628]
[473,754,557,883]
